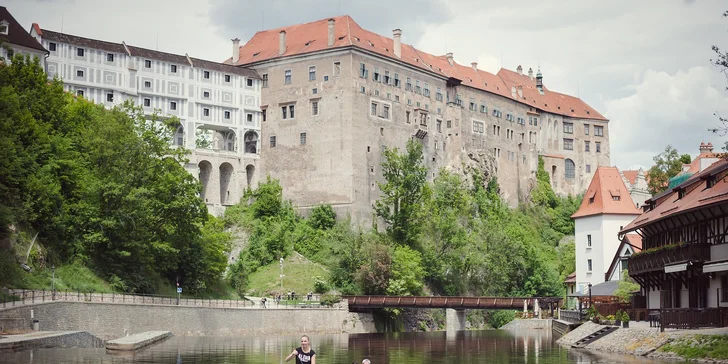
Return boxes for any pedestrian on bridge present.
[285,335,316,364]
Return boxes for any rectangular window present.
[262,74,268,87]
[289,105,295,119]
[371,102,377,116]
[262,109,267,122]
[203,70,210,79]
[394,73,400,87]
[203,108,210,117]
[480,105,487,113]
[106,53,114,62]
[415,80,421,94]
[247,113,253,122]
[586,164,591,173]
[106,93,113,102]
[282,106,288,119]
[144,59,152,68]
[621,260,629,273]
[419,112,427,126]
[225,75,231,83]
[170,101,177,110]
[437,120,442,132]
[143,98,151,107]
[436,88,443,101]
[596,142,602,153]
[406,111,411,124]
[595,125,604,136]
[312,101,319,116]
[333,62,341,76]
[284,69,292,84]
[395,95,400,102]
[224,111,231,119]
[373,67,380,82]
[383,105,390,119]
[406,77,412,91]
[564,122,574,134]
[270,136,276,148]
[563,138,574,150]
[587,259,593,272]
[77,48,85,57]
[384,70,391,85]
[141,81,150,89]
[247,78,254,87]
[170,64,177,73]
[76,69,84,77]
[587,234,592,247]
[203,91,210,98]
[585,124,590,135]
[447,120,451,128]
[585,141,590,152]
[49,42,57,51]
[721,275,728,302]
[309,66,316,81]
[469,100,476,111]
[359,63,368,78]
[423,83,430,97]
[300,132,307,145]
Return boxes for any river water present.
[0,329,686,363]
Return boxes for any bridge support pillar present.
[445,308,466,333]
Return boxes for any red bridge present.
[341,295,562,310]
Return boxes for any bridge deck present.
[342,296,561,310]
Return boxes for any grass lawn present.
[245,252,328,297]
[659,334,728,360]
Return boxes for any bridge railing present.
[342,295,562,310]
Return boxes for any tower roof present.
[571,166,641,219]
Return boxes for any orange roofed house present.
[621,158,728,329]
[227,15,611,224]
[571,167,641,295]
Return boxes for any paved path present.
[0,331,102,351]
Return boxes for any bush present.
[320,294,341,307]
[487,310,515,329]
[313,276,329,294]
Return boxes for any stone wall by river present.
[0,301,375,340]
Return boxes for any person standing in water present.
[285,335,316,364]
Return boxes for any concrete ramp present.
[105,331,171,351]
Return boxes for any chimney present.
[517,85,523,98]
[528,67,534,80]
[392,29,402,58]
[471,62,478,71]
[517,65,523,75]
[231,38,240,64]
[445,52,454,66]
[536,68,543,94]
[279,30,286,56]
[328,19,336,47]
[699,142,714,154]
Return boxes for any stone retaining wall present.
[0,302,375,340]
[500,319,551,330]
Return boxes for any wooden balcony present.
[629,243,710,275]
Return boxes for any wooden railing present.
[660,308,728,329]
[629,243,710,275]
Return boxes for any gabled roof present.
[564,272,576,284]
[622,170,639,185]
[621,158,728,234]
[571,166,642,219]
[605,234,642,281]
[230,15,607,121]
[0,6,47,53]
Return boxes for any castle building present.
[27,24,263,215]
[0,7,47,66]
[621,169,651,208]
[228,16,611,224]
[571,166,641,294]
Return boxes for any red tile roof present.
[622,170,639,185]
[625,234,642,251]
[571,166,642,218]
[231,15,607,121]
[605,234,642,281]
[564,272,576,283]
[621,158,728,234]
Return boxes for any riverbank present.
[557,321,728,362]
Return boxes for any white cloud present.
[605,66,728,170]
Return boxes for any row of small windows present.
[563,139,602,153]
[359,63,443,101]
[563,122,604,136]
[268,132,307,148]
[266,62,342,88]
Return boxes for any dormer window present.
[612,196,620,201]
[678,188,686,199]
[707,176,717,188]
[0,21,8,35]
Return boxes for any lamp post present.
[279,257,284,299]
[51,265,56,300]
[588,283,593,307]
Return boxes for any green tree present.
[614,270,641,303]
[647,145,690,195]
[308,204,336,230]
[374,139,427,246]
[387,245,425,296]
[355,241,392,295]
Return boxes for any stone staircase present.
[571,326,618,348]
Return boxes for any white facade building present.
[28,26,263,215]
[0,8,47,66]
[571,166,641,294]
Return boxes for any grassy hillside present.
[245,252,329,297]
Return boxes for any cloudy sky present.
[7,0,728,169]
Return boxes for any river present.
[0,329,687,363]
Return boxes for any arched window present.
[565,159,575,179]
[244,131,258,154]
[174,126,184,146]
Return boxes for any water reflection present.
[0,329,686,364]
